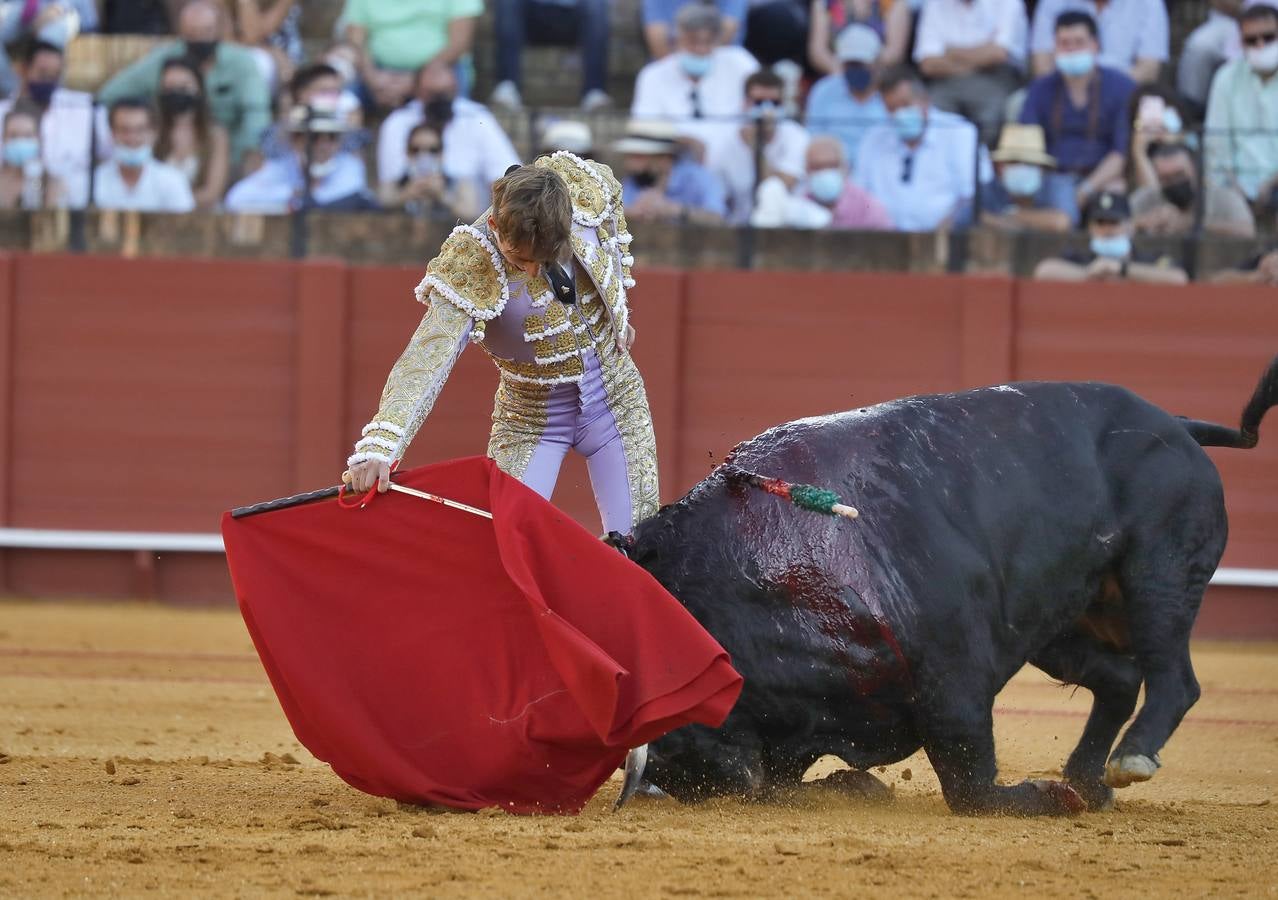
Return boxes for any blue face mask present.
[892,105,925,142]
[1090,233,1131,259]
[808,168,845,204]
[1001,163,1042,198]
[3,137,39,167]
[680,52,712,79]
[114,144,153,168]
[1056,50,1096,78]
[843,65,873,95]
[748,99,780,121]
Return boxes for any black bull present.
[619,356,1278,816]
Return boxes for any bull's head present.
[615,724,764,809]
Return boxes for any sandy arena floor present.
[1,600,1276,899]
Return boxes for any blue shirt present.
[979,178,1054,214]
[641,0,748,45]
[224,152,374,214]
[622,156,728,218]
[1019,67,1135,174]
[804,75,888,168]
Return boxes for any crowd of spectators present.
[0,0,1272,284]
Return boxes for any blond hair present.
[490,165,573,263]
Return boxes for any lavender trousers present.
[520,350,633,534]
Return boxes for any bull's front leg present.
[919,699,1086,816]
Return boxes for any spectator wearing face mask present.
[153,57,229,210]
[99,0,271,167]
[0,0,98,94]
[980,123,1070,232]
[1018,11,1135,225]
[1179,1,1248,110]
[643,0,747,58]
[1131,141,1255,239]
[631,3,760,142]
[93,98,195,213]
[913,0,1028,146]
[380,122,482,221]
[225,102,376,213]
[0,100,65,209]
[703,69,810,225]
[259,63,365,168]
[854,65,991,231]
[805,24,889,166]
[613,118,726,225]
[808,0,913,76]
[798,134,891,228]
[0,38,110,208]
[1205,2,1278,219]
[376,59,520,203]
[1034,190,1187,284]
[1028,0,1168,84]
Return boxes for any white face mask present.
[1247,41,1278,74]
[309,157,339,179]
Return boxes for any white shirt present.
[92,158,195,213]
[705,118,810,225]
[0,88,112,208]
[377,97,520,188]
[225,153,371,214]
[854,107,991,231]
[914,0,1029,69]
[631,46,761,139]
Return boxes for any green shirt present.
[343,0,483,71]
[1205,59,1278,201]
[98,41,271,165]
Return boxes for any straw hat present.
[612,119,680,156]
[991,124,1056,168]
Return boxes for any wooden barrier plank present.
[293,260,348,491]
[959,276,1016,388]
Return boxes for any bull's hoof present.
[817,769,892,802]
[1104,754,1160,789]
[1030,780,1087,815]
[1064,778,1115,812]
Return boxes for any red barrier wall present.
[1,254,1275,630]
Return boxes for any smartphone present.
[1137,95,1167,129]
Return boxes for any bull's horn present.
[613,744,649,812]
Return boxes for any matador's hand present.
[345,459,391,493]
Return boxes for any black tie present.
[546,262,576,305]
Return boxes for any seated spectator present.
[743,0,810,73]
[260,63,364,167]
[342,0,481,111]
[854,65,991,231]
[0,0,97,94]
[154,57,229,210]
[981,123,1070,232]
[93,98,195,213]
[0,37,109,208]
[808,0,913,75]
[805,24,889,165]
[379,121,481,221]
[1034,190,1188,284]
[99,0,271,167]
[1205,2,1278,219]
[102,0,179,34]
[376,60,520,204]
[631,3,760,140]
[914,0,1028,145]
[1126,85,1190,191]
[224,0,303,92]
[613,118,727,225]
[798,133,892,227]
[1210,242,1278,284]
[704,69,810,224]
[540,118,595,157]
[225,104,376,213]
[490,0,611,111]
[1179,0,1246,110]
[1131,141,1255,238]
[0,101,66,209]
[1028,0,1168,84]
[1019,11,1134,224]
[643,0,746,58]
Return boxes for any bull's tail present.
[1180,353,1278,449]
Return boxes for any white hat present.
[612,119,680,155]
[835,24,882,64]
[541,119,594,154]
[287,101,348,133]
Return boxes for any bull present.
[615,355,1278,815]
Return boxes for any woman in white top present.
[154,57,230,210]
[0,101,65,210]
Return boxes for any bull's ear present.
[603,531,635,557]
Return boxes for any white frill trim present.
[361,421,405,438]
[419,225,509,321]
[617,232,633,244]
[551,151,612,228]
[534,348,583,365]
[356,435,398,453]
[623,277,636,289]
[621,255,634,267]
[530,289,554,309]
[524,318,574,342]
[499,368,585,386]
[347,449,393,466]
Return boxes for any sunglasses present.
[1243,31,1278,47]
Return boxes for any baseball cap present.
[835,24,883,64]
[1085,190,1131,223]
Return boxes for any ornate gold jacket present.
[349,152,640,467]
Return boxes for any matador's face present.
[488,215,543,278]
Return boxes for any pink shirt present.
[811,183,895,230]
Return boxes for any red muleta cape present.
[220,457,742,814]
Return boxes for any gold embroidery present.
[487,379,552,480]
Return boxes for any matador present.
[345,152,659,534]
